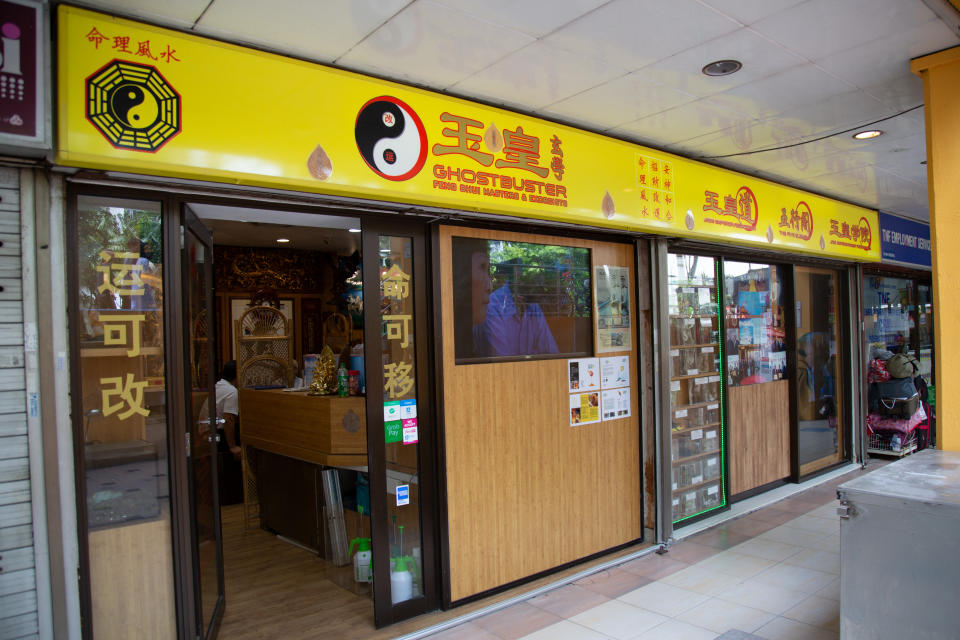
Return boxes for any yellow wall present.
[912,47,960,451]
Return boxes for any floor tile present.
[619,553,689,580]
[569,599,667,639]
[617,581,710,618]
[661,564,744,596]
[574,567,652,598]
[715,580,810,615]
[814,577,840,601]
[686,527,752,551]
[527,583,610,618]
[715,631,765,639]
[753,615,838,640]
[675,597,775,634]
[725,517,779,538]
[729,537,804,562]
[782,595,839,629]
[747,563,837,595]
[631,619,717,640]
[696,550,776,580]
[781,548,840,575]
[663,541,720,565]
[473,602,563,640]
[757,524,830,548]
[516,620,613,640]
[783,514,839,536]
[425,621,502,639]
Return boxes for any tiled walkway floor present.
[422,468,871,640]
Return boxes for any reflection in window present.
[452,237,592,363]
[723,261,788,387]
[75,196,174,635]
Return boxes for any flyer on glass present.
[569,391,600,426]
[594,265,632,353]
[601,388,631,420]
[568,357,600,392]
[600,355,630,389]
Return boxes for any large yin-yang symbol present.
[110,84,159,130]
[355,96,427,181]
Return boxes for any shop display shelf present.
[672,342,720,350]
[670,371,720,381]
[867,431,918,458]
[670,422,721,435]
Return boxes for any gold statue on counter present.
[308,345,338,395]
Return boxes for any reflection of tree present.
[487,241,591,317]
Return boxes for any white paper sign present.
[600,355,630,389]
[568,357,601,392]
[601,388,631,420]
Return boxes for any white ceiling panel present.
[700,65,857,122]
[696,0,809,26]
[639,27,805,98]
[751,0,938,61]
[337,0,536,88]
[73,0,209,28]
[451,41,629,111]
[543,72,698,131]
[196,0,412,63]
[545,0,741,72]
[862,74,926,112]
[611,96,750,147]
[815,17,957,91]
[430,0,609,38]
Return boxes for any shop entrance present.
[66,187,438,640]
[180,203,439,636]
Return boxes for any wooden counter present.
[238,389,367,467]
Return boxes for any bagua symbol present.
[354,96,427,181]
[86,60,181,152]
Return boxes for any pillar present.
[912,46,960,451]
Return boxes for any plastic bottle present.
[337,365,348,397]
[390,555,413,604]
[348,537,372,583]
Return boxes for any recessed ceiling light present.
[853,130,883,140]
[702,59,742,77]
[276,237,290,243]
[348,228,361,233]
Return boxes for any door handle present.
[207,432,221,443]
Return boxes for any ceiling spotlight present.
[702,59,742,77]
[348,228,361,233]
[276,237,290,243]
[853,130,883,140]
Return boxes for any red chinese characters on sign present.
[702,186,758,231]
[430,114,568,208]
[84,25,181,62]
[829,216,873,251]
[635,154,675,221]
[778,201,814,241]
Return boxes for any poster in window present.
[595,265,631,352]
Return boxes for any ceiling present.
[72,0,960,221]
[187,203,361,253]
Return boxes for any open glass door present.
[362,220,438,626]
[182,209,225,638]
[794,266,845,476]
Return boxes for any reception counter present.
[239,389,367,467]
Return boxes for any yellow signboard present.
[56,6,879,261]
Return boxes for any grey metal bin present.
[837,450,960,639]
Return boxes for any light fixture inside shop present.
[702,59,742,77]
[276,237,290,243]
[853,130,883,140]
[348,228,361,233]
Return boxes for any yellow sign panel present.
[56,6,879,261]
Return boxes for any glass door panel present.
[795,266,844,475]
[666,253,727,524]
[183,211,224,638]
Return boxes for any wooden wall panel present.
[439,226,642,602]
[728,380,790,495]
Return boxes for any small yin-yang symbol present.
[110,84,159,130]
[355,96,427,181]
